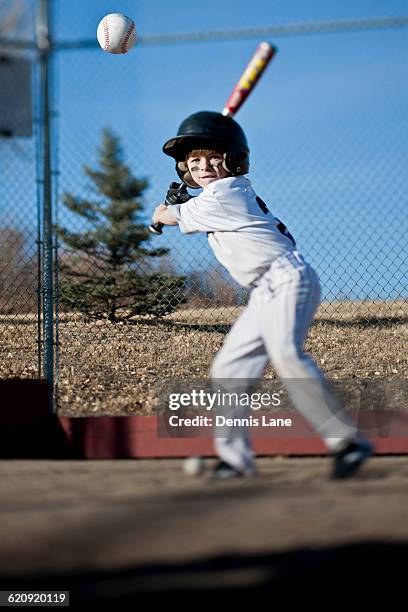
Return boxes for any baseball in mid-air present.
[97,13,136,54]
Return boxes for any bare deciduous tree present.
[0,226,37,314]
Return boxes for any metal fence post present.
[37,0,54,413]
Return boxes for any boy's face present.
[186,149,230,188]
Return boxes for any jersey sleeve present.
[168,188,230,234]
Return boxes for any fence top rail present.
[1,15,407,52]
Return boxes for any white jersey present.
[170,176,296,288]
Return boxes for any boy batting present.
[152,110,373,480]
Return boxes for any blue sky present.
[1,1,407,300]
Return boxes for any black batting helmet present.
[162,111,250,188]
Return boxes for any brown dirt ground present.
[0,300,407,416]
[0,456,406,603]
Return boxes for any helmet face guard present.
[163,111,250,188]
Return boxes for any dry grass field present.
[0,300,407,416]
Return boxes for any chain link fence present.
[1,2,407,414]
[0,0,42,381]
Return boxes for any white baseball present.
[183,456,204,477]
[97,13,136,54]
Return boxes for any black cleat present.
[212,460,247,480]
[332,439,373,479]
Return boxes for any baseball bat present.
[222,41,277,118]
[150,41,277,235]
[149,220,165,234]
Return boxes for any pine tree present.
[56,128,186,322]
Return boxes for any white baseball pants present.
[211,251,360,473]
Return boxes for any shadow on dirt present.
[0,541,406,604]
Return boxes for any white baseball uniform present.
[170,176,363,473]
